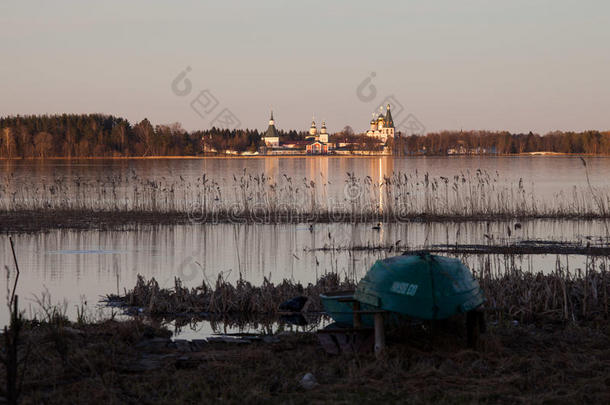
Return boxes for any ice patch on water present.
[47,249,123,255]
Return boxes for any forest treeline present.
[393,130,610,155]
[1,114,609,157]
[0,114,258,157]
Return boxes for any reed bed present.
[110,258,609,324]
[109,273,357,316]
[478,257,609,323]
[2,169,610,222]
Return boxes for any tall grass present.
[2,169,609,221]
[112,273,355,315]
[111,257,609,324]
[475,255,608,323]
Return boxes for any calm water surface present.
[2,219,608,329]
[3,155,610,201]
[2,156,609,334]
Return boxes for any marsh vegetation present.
[2,170,610,232]
[2,158,609,403]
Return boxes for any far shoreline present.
[1,152,609,161]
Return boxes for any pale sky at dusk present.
[1,0,609,134]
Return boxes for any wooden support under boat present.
[337,296,364,328]
[374,312,385,357]
[352,309,386,357]
[325,296,386,356]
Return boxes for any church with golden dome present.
[366,104,395,142]
[307,117,329,143]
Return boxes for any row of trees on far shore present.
[0,115,203,158]
[1,114,609,157]
[392,130,610,155]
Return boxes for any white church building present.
[262,110,280,147]
[366,104,395,142]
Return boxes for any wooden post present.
[374,312,385,357]
[466,310,477,348]
[352,301,362,328]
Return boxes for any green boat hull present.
[319,291,411,328]
[319,291,376,327]
[354,253,485,320]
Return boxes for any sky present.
[1,0,609,134]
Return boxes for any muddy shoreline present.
[2,209,609,233]
[2,316,608,404]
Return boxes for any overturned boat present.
[321,252,485,324]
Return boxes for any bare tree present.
[342,125,354,137]
[133,119,155,156]
[2,128,17,158]
[33,132,53,158]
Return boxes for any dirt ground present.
[2,317,608,404]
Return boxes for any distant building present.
[282,140,309,149]
[319,121,329,144]
[306,140,329,154]
[366,104,395,142]
[262,110,280,147]
[306,117,330,154]
[308,118,317,138]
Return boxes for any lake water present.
[4,156,609,191]
[2,156,610,214]
[2,156,609,333]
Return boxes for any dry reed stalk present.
[3,170,610,221]
[112,261,609,324]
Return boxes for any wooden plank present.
[316,327,373,334]
[374,312,385,358]
[352,310,387,315]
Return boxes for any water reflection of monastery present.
[262,155,391,211]
[371,157,394,212]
